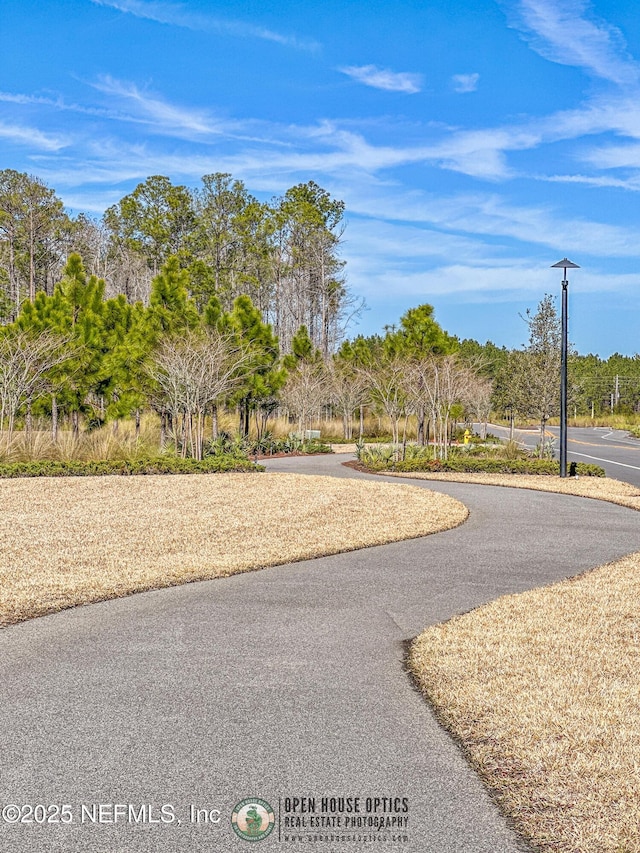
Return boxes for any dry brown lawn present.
[402,470,640,853]
[409,553,640,853]
[0,472,467,627]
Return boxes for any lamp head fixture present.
[551,257,580,274]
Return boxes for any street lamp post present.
[551,258,580,478]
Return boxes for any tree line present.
[4,246,634,464]
[0,252,495,460]
[0,170,359,357]
[1,252,285,459]
[3,166,636,460]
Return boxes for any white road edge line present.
[570,451,640,471]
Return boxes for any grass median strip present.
[0,471,467,628]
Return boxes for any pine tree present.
[283,324,321,369]
[104,176,196,275]
[0,170,68,313]
[100,299,152,433]
[147,256,200,337]
[228,295,284,437]
[53,253,107,434]
[394,304,457,357]
[16,253,107,436]
[273,181,347,356]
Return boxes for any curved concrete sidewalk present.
[0,455,638,852]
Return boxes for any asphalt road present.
[0,455,638,853]
[485,423,640,487]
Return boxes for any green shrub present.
[299,440,332,454]
[246,434,332,456]
[203,430,251,458]
[0,455,263,478]
[357,441,604,477]
[363,456,605,477]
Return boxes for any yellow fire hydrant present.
[463,429,471,445]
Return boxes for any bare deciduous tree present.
[435,356,476,459]
[405,355,478,459]
[148,329,249,459]
[0,330,70,437]
[463,373,493,439]
[280,360,328,440]
[327,360,368,439]
[359,356,408,446]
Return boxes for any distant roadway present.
[485,424,640,487]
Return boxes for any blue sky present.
[2,0,640,356]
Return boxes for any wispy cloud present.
[0,121,68,151]
[534,172,640,190]
[237,123,521,181]
[339,65,423,94]
[89,75,226,135]
[20,72,640,194]
[452,73,480,93]
[24,108,538,192]
[345,218,496,266]
[90,0,319,51]
[507,0,640,86]
[360,264,552,298]
[581,142,640,170]
[362,263,638,298]
[0,82,280,147]
[0,87,138,122]
[0,91,63,107]
[343,185,640,259]
[33,116,640,260]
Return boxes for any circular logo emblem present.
[231,798,275,842]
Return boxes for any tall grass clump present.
[0,415,160,464]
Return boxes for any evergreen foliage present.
[228,295,285,436]
[0,170,355,357]
[0,456,262,478]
